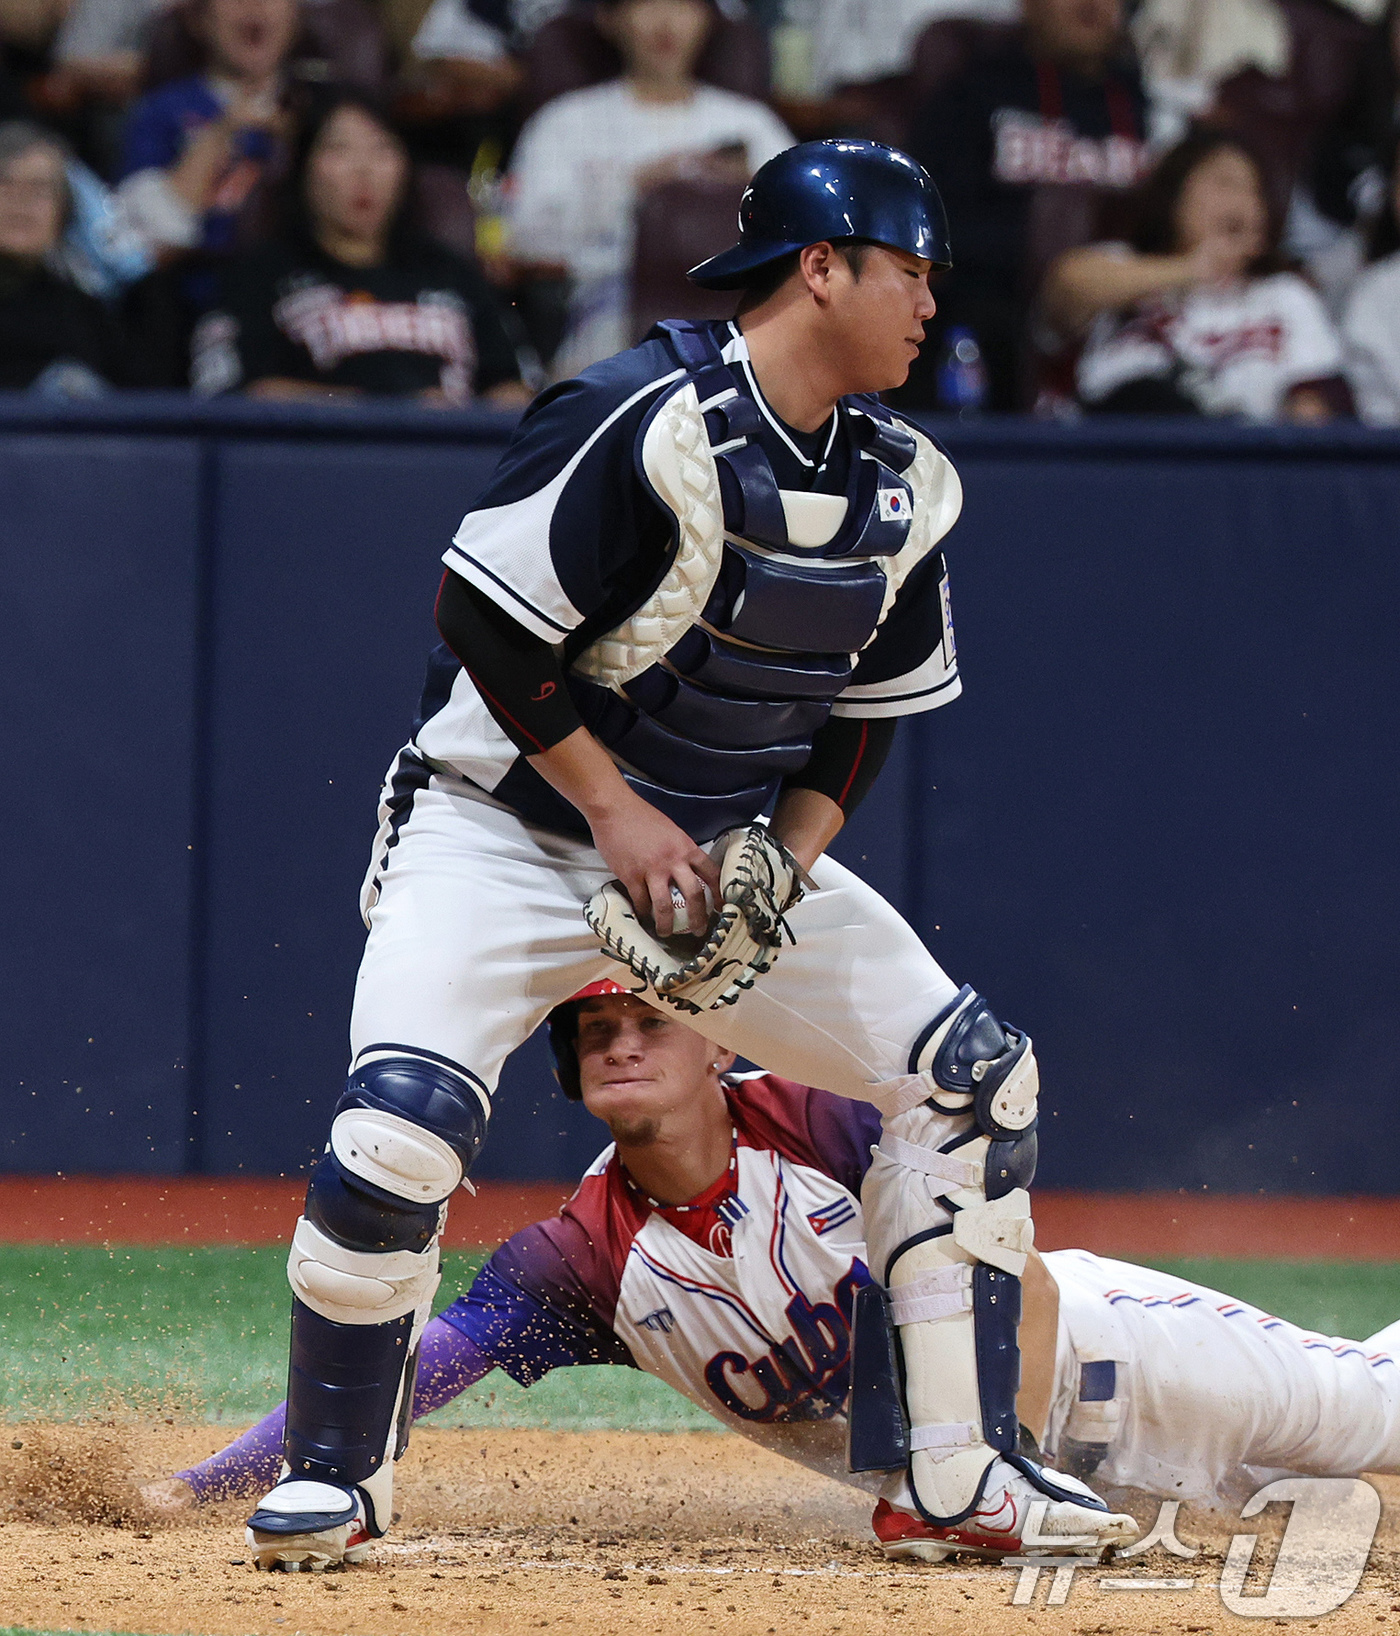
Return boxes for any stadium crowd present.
[0,0,1395,416]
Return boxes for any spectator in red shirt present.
[902,0,1150,409]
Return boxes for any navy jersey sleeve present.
[437,1220,635,1386]
[832,547,961,719]
[442,340,683,643]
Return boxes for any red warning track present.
[0,1177,566,1252]
[0,1177,1398,1259]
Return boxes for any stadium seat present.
[1210,0,1376,216]
[520,3,770,121]
[412,162,478,262]
[142,0,390,93]
[629,173,745,344]
[908,16,1019,106]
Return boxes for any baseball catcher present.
[248,139,1120,1567]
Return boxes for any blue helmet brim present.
[687,233,954,291]
[687,237,808,290]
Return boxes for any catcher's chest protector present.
[567,320,962,839]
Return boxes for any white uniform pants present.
[351,764,962,1101]
[1044,1251,1400,1506]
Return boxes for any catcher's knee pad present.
[288,1215,441,1327]
[277,1054,484,1530]
[334,1052,490,1203]
[910,985,1039,1141]
[306,1151,442,1255]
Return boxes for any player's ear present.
[711,1048,737,1075]
[798,241,838,305]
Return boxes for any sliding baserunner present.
[157,991,1397,1563]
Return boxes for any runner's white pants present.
[1044,1251,1400,1507]
[352,762,962,1102]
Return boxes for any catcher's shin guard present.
[249,1055,487,1563]
[859,987,1043,1524]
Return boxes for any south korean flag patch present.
[877,488,911,522]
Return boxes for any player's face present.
[823,245,937,395]
[576,995,730,1138]
[305,104,409,250]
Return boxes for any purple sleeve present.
[805,1090,884,1196]
[171,1223,631,1502]
[443,1235,633,1383]
[174,1403,287,1501]
[172,1316,497,1501]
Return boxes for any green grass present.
[1143,1257,1400,1347]
[0,1246,1394,1433]
[0,1629,137,1636]
[0,1245,712,1431]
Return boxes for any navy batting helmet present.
[687,138,952,291]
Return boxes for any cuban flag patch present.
[807,1197,857,1237]
[877,488,911,522]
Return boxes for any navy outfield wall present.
[2,399,1397,1191]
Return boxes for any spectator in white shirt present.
[803,0,1019,100]
[505,0,792,377]
[1042,128,1351,420]
[1341,157,1400,425]
[47,0,165,109]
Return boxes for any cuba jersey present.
[438,1073,884,1486]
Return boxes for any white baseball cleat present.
[872,1457,1137,1562]
[245,1479,374,1572]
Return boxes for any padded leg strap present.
[862,1102,1038,1522]
[883,1217,1016,1524]
[276,1053,489,1533]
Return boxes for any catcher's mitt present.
[583,825,806,1013]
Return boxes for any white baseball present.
[669,887,689,935]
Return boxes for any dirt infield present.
[1,1425,1397,1636]
[6,1177,1400,1258]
